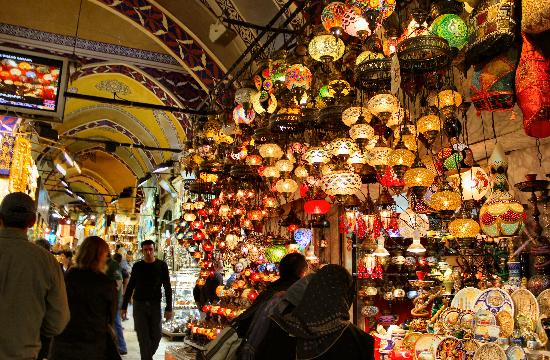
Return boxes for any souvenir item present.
[452,287,482,311]
[435,337,460,360]
[496,310,514,338]
[474,309,496,341]
[473,343,506,360]
[465,0,516,66]
[461,338,479,360]
[521,0,550,34]
[511,289,539,320]
[538,289,550,317]
[516,33,550,139]
[505,345,527,360]
[474,288,514,315]
[459,311,476,332]
[402,333,423,351]
[414,334,440,360]
[440,308,461,332]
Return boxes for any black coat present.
[50,268,117,360]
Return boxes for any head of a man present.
[279,252,308,281]
[141,240,156,263]
[0,192,36,231]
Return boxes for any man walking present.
[121,240,172,360]
[0,192,69,359]
[106,252,128,355]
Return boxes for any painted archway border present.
[89,0,226,91]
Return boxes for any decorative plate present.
[474,309,497,326]
[496,310,514,338]
[461,338,479,360]
[414,334,440,360]
[459,310,476,332]
[402,332,423,351]
[511,289,539,320]
[537,288,550,317]
[474,288,514,315]
[440,308,462,331]
[435,336,461,360]
[505,345,526,360]
[452,287,482,310]
[473,343,506,360]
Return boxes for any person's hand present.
[121,309,128,320]
[164,310,173,321]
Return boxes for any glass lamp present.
[404,165,436,188]
[389,141,415,168]
[436,89,462,118]
[245,154,263,166]
[284,64,313,91]
[275,159,294,173]
[259,143,283,160]
[234,87,257,105]
[430,181,462,216]
[386,107,406,128]
[348,0,396,18]
[448,166,490,201]
[321,1,347,35]
[262,166,280,179]
[407,230,426,253]
[321,170,362,196]
[308,34,346,62]
[304,199,331,215]
[276,178,298,194]
[431,14,469,49]
[327,137,359,158]
[233,104,255,125]
[304,146,330,165]
[184,212,196,222]
[294,165,309,178]
[367,138,392,172]
[399,208,429,238]
[355,50,385,65]
[373,236,390,257]
[202,118,222,142]
[342,5,371,37]
[417,114,441,145]
[448,217,480,239]
[367,93,399,121]
[350,123,375,143]
[342,106,371,126]
[252,91,277,114]
[347,151,368,165]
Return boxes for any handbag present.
[465,0,517,67]
[203,326,243,360]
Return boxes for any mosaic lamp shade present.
[355,50,385,65]
[276,178,299,194]
[265,245,287,263]
[350,123,375,141]
[304,146,330,165]
[321,170,362,196]
[294,165,309,178]
[234,87,257,105]
[448,217,480,238]
[470,47,518,112]
[404,165,436,188]
[417,114,441,145]
[367,93,399,119]
[262,166,281,179]
[259,143,283,159]
[431,14,469,49]
[308,34,346,62]
[367,139,392,169]
[516,33,550,139]
[347,0,396,19]
[275,159,295,173]
[327,137,359,157]
[342,5,371,37]
[233,104,256,125]
[342,106,372,126]
[294,228,313,250]
[321,1,348,35]
[447,166,490,201]
[284,64,313,91]
[430,183,462,212]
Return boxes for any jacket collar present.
[0,227,29,241]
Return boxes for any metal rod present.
[64,92,216,115]
[61,136,182,153]
[221,18,299,34]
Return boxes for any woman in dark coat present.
[256,264,375,360]
[50,236,118,360]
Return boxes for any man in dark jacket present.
[121,240,172,360]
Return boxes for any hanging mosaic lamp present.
[342,5,371,37]
[275,159,295,173]
[448,209,481,239]
[265,245,287,263]
[321,170,362,196]
[447,166,490,201]
[388,140,415,177]
[349,123,375,144]
[367,137,392,172]
[259,143,283,160]
[262,166,280,179]
[234,87,257,105]
[294,228,313,250]
[276,178,298,194]
[342,106,372,127]
[367,93,399,121]
[308,34,346,62]
[430,14,469,49]
[321,1,348,35]
[479,143,526,237]
[404,161,436,189]
[347,0,396,19]
[233,104,255,125]
[430,180,462,217]
[294,165,309,178]
[398,208,429,238]
[304,146,330,165]
[436,89,462,118]
[284,64,313,91]
[304,199,331,215]
[417,114,441,145]
[327,137,359,158]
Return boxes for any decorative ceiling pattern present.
[91,0,226,90]
[78,147,140,176]
[95,79,132,95]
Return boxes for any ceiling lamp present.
[284,64,313,91]
[404,161,436,189]
[417,114,441,145]
[447,166,490,201]
[355,50,385,66]
[398,208,429,238]
[373,236,390,257]
[394,124,417,151]
[430,181,462,217]
[259,143,283,160]
[448,215,480,239]
[294,166,309,178]
[407,230,426,253]
[234,87,257,105]
[342,106,371,127]
[245,154,263,166]
[304,146,330,166]
[321,170,362,196]
[342,5,371,37]
[436,89,462,118]
[327,137,359,158]
[270,54,288,85]
[348,0,396,19]
[480,143,525,238]
[262,166,281,179]
[367,137,392,172]
[233,104,255,125]
[347,151,367,166]
[264,196,279,209]
[275,159,294,173]
[276,178,298,194]
[321,1,348,35]
[388,140,415,177]
[304,199,331,215]
[367,93,399,121]
[386,107,406,128]
[308,34,346,63]
[349,123,375,144]
[431,14,469,49]
[252,91,277,114]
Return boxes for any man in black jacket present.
[121,240,172,360]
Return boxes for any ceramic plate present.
[505,345,526,360]
[537,288,550,317]
[452,287,482,310]
[474,309,496,326]
[402,332,423,351]
[414,334,440,360]
[473,343,506,360]
[511,289,539,320]
[461,338,479,360]
[474,288,514,315]
[440,308,461,331]
[496,310,514,338]
[459,310,476,332]
[435,337,460,360]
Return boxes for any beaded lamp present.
[368,93,399,121]
[430,181,462,217]
[294,166,309,178]
[304,146,330,165]
[342,5,371,37]
[327,137,359,157]
[262,166,280,179]
[349,123,375,143]
[275,159,294,173]
[308,35,346,62]
[347,151,368,165]
[321,2,348,35]
[367,137,392,172]
[448,217,480,239]
[389,141,415,168]
[431,14,469,49]
[321,170,362,196]
[259,143,283,160]
[404,164,436,189]
[233,104,255,125]
[284,64,313,91]
[393,124,417,151]
[342,106,372,126]
[399,208,429,238]
[276,178,298,194]
[386,107,407,128]
[436,89,462,118]
[417,114,441,145]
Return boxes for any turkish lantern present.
[516,33,550,139]
[304,199,331,215]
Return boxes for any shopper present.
[114,252,130,294]
[0,192,70,360]
[194,259,224,311]
[256,264,374,360]
[106,252,128,355]
[121,240,173,360]
[59,249,74,272]
[226,261,245,287]
[35,238,52,252]
[50,236,118,360]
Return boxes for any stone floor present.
[121,306,194,360]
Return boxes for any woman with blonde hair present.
[50,236,120,360]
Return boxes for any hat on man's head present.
[0,192,36,218]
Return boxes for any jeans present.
[114,305,127,353]
[133,300,162,360]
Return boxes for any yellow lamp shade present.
[294,166,309,178]
[404,166,436,188]
[342,106,372,126]
[448,218,480,238]
[321,170,362,196]
[304,146,330,165]
[275,159,294,173]
[389,148,415,167]
[430,189,462,211]
[350,123,375,141]
[308,34,346,62]
[367,93,399,118]
[259,143,283,159]
[437,90,462,109]
[327,137,359,157]
[262,166,280,178]
[276,178,298,194]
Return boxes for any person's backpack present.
[203,326,242,360]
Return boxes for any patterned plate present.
[435,337,461,360]
[537,288,550,317]
[440,308,462,332]
[459,310,476,332]
[414,334,440,360]
[496,310,514,338]
[473,343,506,360]
[461,338,479,360]
[505,345,526,360]
[402,332,423,351]
[511,289,539,320]
[474,288,514,315]
[452,287,482,310]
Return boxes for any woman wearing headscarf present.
[255,264,374,360]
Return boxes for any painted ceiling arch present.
[77,147,146,178]
[89,0,227,91]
